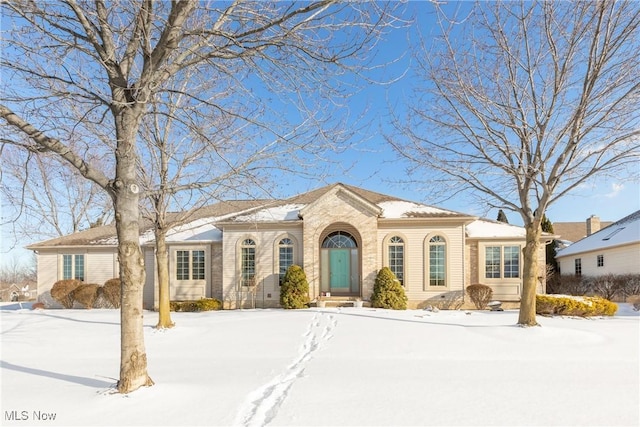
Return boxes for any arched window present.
[241,239,256,286]
[429,235,446,287]
[322,231,357,248]
[278,237,294,284]
[388,236,405,286]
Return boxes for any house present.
[556,210,640,277]
[28,183,552,309]
[553,215,613,244]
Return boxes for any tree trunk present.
[518,223,542,327]
[155,229,174,329]
[114,114,154,393]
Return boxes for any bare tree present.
[1,146,112,251]
[390,1,640,326]
[1,1,401,392]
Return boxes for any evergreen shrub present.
[370,267,407,310]
[170,298,222,312]
[536,294,617,317]
[466,284,493,309]
[102,278,121,308]
[280,265,310,309]
[71,284,101,309]
[50,279,82,308]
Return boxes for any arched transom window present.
[322,231,357,248]
[429,235,446,287]
[388,236,405,286]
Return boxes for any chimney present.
[586,215,601,236]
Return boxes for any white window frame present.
[479,243,523,284]
[60,253,86,281]
[382,233,408,287]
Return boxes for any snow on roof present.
[378,201,459,218]
[232,204,304,222]
[466,219,527,239]
[557,210,640,257]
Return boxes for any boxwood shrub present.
[536,294,617,317]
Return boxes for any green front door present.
[330,249,350,292]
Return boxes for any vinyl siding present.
[558,243,640,276]
[36,248,118,307]
[221,225,303,308]
[378,224,465,301]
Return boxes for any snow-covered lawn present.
[1,303,638,426]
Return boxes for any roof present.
[27,183,534,248]
[552,220,614,243]
[26,200,266,248]
[465,219,527,239]
[556,210,640,257]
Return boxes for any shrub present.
[102,278,121,308]
[370,267,407,310]
[71,284,101,309]
[280,265,310,309]
[50,279,82,308]
[536,294,617,317]
[466,284,493,310]
[170,298,222,312]
[628,295,640,311]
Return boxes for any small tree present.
[371,267,407,310]
[496,210,509,224]
[466,284,493,310]
[280,265,310,309]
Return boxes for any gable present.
[298,184,382,219]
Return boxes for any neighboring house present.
[28,183,553,309]
[556,210,640,277]
[553,215,613,244]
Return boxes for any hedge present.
[536,294,617,317]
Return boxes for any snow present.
[379,201,457,218]
[466,219,528,238]
[232,204,304,222]
[1,303,638,426]
[557,210,640,257]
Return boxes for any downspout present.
[462,223,466,305]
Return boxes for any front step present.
[315,297,366,308]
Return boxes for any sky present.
[1,302,638,426]
[1,2,639,269]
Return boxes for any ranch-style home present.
[556,210,640,277]
[28,183,552,309]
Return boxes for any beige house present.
[28,183,551,309]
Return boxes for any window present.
[503,246,520,278]
[241,239,256,286]
[485,246,520,279]
[429,236,446,286]
[575,258,582,276]
[322,231,356,248]
[176,250,205,280]
[278,238,294,284]
[388,236,405,286]
[192,250,205,280]
[62,254,85,281]
[485,247,501,279]
[597,255,604,268]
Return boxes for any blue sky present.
[2,2,639,268]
